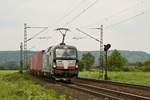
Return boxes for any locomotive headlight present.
[53,64,56,68]
[76,65,78,68]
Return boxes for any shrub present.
[121,67,131,72]
[142,61,150,72]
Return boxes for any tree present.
[108,50,127,71]
[143,60,150,72]
[136,61,143,67]
[78,60,85,71]
[80,52,95,70]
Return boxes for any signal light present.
[104,44,111,51]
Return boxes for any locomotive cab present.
[52,44,78,78]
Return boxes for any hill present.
[78,50,150,65]
[0,50,150,66]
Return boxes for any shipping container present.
[30,51,44,71]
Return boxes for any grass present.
[0,70,17,74]
[0,70,66,100]
[79,71,150,86]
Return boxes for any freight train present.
[29,43,78,81]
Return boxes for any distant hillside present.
[78,50,150,65]
[0,50,150,66]
[0,51,34,63]
[0,51,20,63]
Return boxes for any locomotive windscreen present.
[55,48,77,58]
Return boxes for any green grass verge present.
[79,71,150,86]
[0,70,66,100]
[0,70,17,75]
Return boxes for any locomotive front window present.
[55,49,76,58]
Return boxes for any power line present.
[75,7,150,40]
[27,27,48,42]
[76,28,100,42]
[80,0,145,28]
[39,0,98,38]
[64,0,100,27]
[55,0,87,25]
[72,29,99,40]
[105,9,150,29]
[45,0,88,32]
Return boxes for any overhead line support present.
[24,23,48,70]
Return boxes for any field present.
[79,71,150,86]
[0,70,66,100]
[1,70,150,100]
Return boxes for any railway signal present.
[104,44,111,51]
[104,44,111,80]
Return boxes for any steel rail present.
[30,75,150,99]
[76,78,150,91]
[61,83,122,100]
[72,82,150,100]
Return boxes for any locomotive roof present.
[47,44,77,52]
[54,44,76,49]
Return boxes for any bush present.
[143,66,150,72]
[108,49,128,71]
[142,61,150,72]
[136,62,143,67]
[121,67,131,72]
[78,60,85,71]
[81,52,95,70]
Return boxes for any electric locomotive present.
[43,43,78,80]
[29,28,78,80]
[29,43,78,81]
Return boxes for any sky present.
[0,0,150,53]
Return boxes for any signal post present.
[104,44,111,80]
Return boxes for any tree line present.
[78,49,150,72]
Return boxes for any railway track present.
[69,78,150,100]
[76,78,150,91]
[32,75,150,100]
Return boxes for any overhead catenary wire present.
[105,8,150,29]
[79,9,150,40]
[74,8,150,40]
[45,0,89,31]
[54,0,87,25]
[76,28,100,42]
[79,0,145,28]
[72,28,100,40]
[27,27,48,42]
[64,0,100,27]
[35,0,99,42]
[36,0,89,40]
[73,0,150,40]
[72,9,150,39]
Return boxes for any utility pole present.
[24,23,27,70]
[23,23,48,70]
[100,25,104,79]
[56,28,70,44]
[20,42,23,73]
[88,25,104,79]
